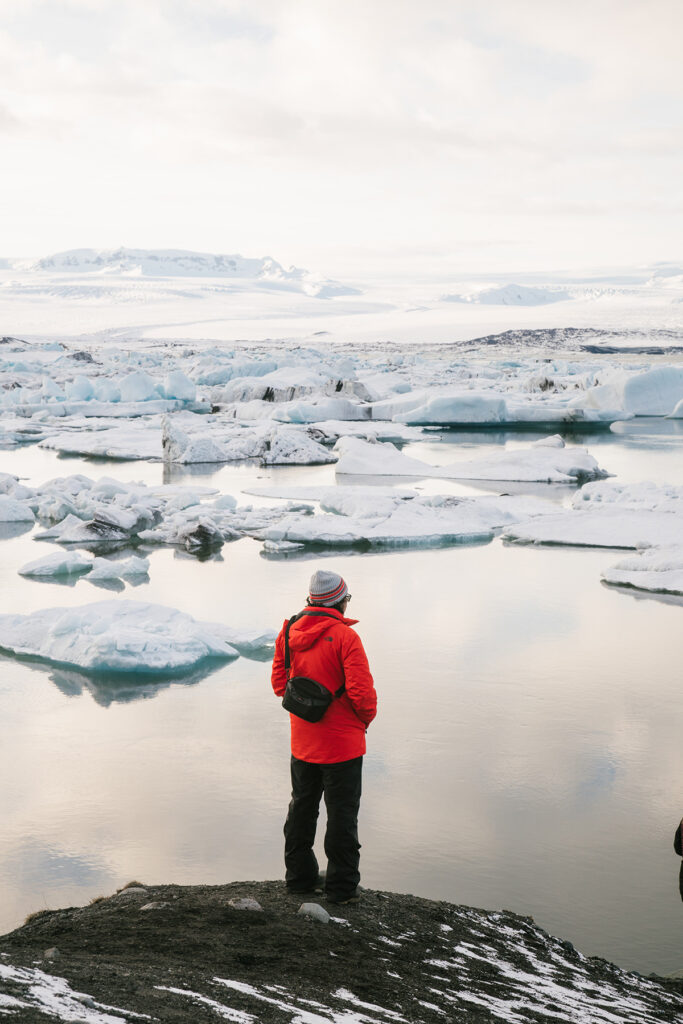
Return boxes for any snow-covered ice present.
[334,436,609,484]
[571,480,683,513]
[261,494,553,549]
[502,508,683,549]
[602,546,683,596]
[0,495,35,522]
[0,601,275,673]
[569,365,683,417]
[19,551,94,577]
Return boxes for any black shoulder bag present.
[282,610,346,723]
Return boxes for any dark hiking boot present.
[324,888,360,905]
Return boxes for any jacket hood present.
[285,608,358,652]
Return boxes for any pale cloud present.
[0,0,680,272]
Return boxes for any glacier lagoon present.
[0,423,681,977]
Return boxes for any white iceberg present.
[602,545,683,595]
[260,494,552,549]
[0,600,274,673]
[272,397,370,423]
[502,508,683,549]
[162,416,232,463]
[571,480,683,513]
[0,495,36,522]
[392,392,508,425]
[261,428,336,465]
[40,422,162,460]
[87,555,150,581]
[334,436,609,484]
[571,366,683,417]
[19,551,94,578]
[161,414,336,465]
[118,370,159,403]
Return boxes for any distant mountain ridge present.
[17,247,361,298]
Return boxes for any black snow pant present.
[284,755,362,899]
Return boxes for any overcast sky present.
[1,0,682,279]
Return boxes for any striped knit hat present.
[308,570,349,607]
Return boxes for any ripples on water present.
[0,422,682,975]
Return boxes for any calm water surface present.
[0,423,682,974]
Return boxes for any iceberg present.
[87,555,150,581]
[260,428,336,466]
[19,551,94,578]
[0,496,35,522]
[333,436,609,484]
[502,508,683,549]
[570,366,683,417]
[40,422,162,461]
[572,480,683,513]
[160,414,336,465]
[260,494,552,549]
[602,546,683,596]
[0,600,275,673]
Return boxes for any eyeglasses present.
[345,594,352,603]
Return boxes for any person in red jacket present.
[271,569,377,904]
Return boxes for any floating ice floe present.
[18,551,150,583]
[569,365,683,417]
[0,600,275,673]
[138,500,312,549]
[502,508,683,549]
[371,389,622,426]
[19,551,94,577]
[161,414,337,465]
[245,484,420,519]
[334,436,609,484]
[571,479,683,513]
[40,420,163,460]
[87,555,150,581]
[602,545,683,595]
[260,494,553,549]
[0,495,35,522]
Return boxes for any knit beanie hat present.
[308,569,348,607]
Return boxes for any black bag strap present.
[284,610,346,697]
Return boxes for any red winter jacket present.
[271,608,377,764]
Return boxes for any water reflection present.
[6,837,107,890]
[611,419,683,437]
[0,652,234,707]
[49,661,231,706]
[162,459,261,485]
[600,581,683,608]
[0,522,34,542]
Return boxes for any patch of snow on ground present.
[0,962,146,1023]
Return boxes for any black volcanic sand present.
[1,881,682,1023]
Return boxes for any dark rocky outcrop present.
[1,881,682,1022]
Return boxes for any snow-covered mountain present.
[443,283,572,306]
[16,247,361,298]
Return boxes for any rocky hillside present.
[1,881,682,1023]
